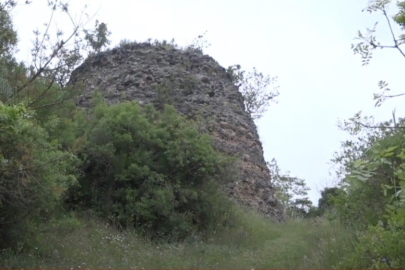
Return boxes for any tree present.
[331,114,405,228]
[0,1,20,102]
[0,0,110,249]
[1,0,111,108]
[0,1,17,58]
[328,2,405,267]
[317,187,340,214]
[84,20,111,54]
[332,119,405,267]
[267,158,312,218]
[227,64,279,120]
[65,100,238,240]
[352,0,405,107]
[0,102,78,248]
[345,0,405,217]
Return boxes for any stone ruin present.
[69,42,284,221]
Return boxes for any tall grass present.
[0,209,356,269]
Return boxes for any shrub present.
[0,102,78,249]
[65,101,237,240]
[339,208,405,269]
[332,179,391,230]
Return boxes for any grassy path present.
[0,211,354,269]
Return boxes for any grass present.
[0,209,356,269]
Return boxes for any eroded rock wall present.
[69,42,284,220]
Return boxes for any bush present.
[332,121,405,229]
[65,100,238,240]
[339,209,405,269]
[332,179,390,230]
[0,102,78,249]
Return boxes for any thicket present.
[0,0,240,249]
[317,1,405,268]
[328,115,405,268]
[0,102,78,248]
[65,99,238,240]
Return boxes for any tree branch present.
[383,8,405,58]
[358,122,405,129]
[26,76,56,108]
[8,41,64,100]
[383,92,405,98]
[8,23,80,101]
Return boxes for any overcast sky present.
[10,0,405,205]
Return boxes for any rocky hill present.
[69,42,284,221]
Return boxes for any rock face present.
[69,42,284,221]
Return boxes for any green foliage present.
[267,158,312,218]
[305,206,321,218]
[339,209,405,269]
[84,20,111,54]
[331,113,405,227]
[65,100,237,240]
[227,64,279,120]
[331,107,405,264]
[0,0,111,110]
[318,187,340,214]
[155,78,177,108]
[329,3,405,265]
[0,2,17,58]
[0,212,356,269]
[0,102,78,249]
[0,1,108,250]
[0,58,13,101]
[0,3,26,104]
[352,0,405,106]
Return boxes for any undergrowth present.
[0,208,355,269]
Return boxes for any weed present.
[0,208,357,269]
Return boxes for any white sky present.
[10,0,405,205]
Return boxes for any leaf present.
[398,152,405,160]
[356,175,370,182]
[383,151,395,158]
[352,160,366,168]
[362,172,374,178]
[384,146,398,153]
